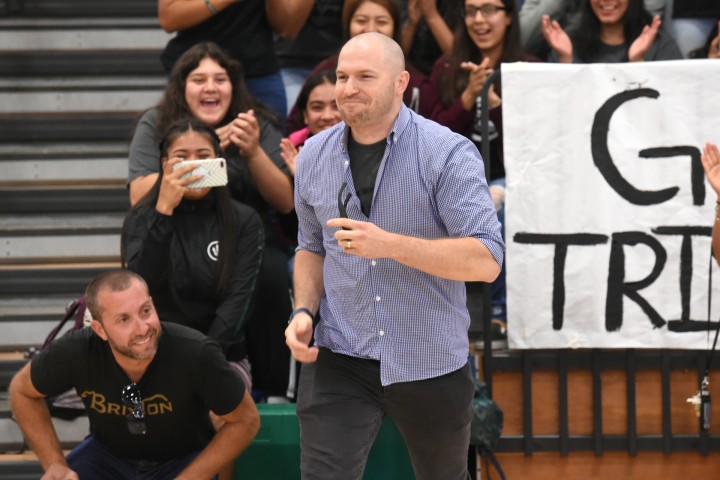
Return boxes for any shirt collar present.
[390,103,411,143]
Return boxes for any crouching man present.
[10,269,259,480]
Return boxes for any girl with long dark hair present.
[280,70,341,176]
[541,0,682,63]
[420,0,533,348]
[123,118,263,392]
[128,42,295,403]
[421,0,529,181]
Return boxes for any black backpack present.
[470,379,506,480]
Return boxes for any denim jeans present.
[296,348,474,480]
[279,67,313,115]
[66,435,212,480]
[245,71,288,118]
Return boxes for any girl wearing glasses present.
[420,0,534,348]
[420,0,532,182]
[541,0,682,63]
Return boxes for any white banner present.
[503,60,720,349]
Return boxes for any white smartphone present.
[172,158,228,189]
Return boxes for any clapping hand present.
[228,109,261,158]
[215,122,233,151]
[542,15,573,63]
[460,58,500,110]
[279,138,299,176]
[701,142,720,198]
[406,0,421,26]
[417,0,439,18]
[629,15,662,62]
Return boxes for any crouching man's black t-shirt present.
[31,322,246,463]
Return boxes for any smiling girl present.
[541,0,682,63]
[128,43,295,404]
[420,0,533,346]
[420,0,531,181]
[280,71,341,176]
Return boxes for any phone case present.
[172,158,228,189]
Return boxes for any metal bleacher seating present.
[0,0,171,474]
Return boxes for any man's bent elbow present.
[248,410,261,439]
[469,258,501,283]
[8,366,41,411]
[243,394,261,439]
[9,365,27,396]
[157,11,182,33]
[485,261,502,283]
[8,373,21,406]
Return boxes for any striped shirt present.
[294,104,504,386]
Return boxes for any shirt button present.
[371,260,377,266]
[379,330,385,336]
[344,160,349,166]
[375,295,381,302]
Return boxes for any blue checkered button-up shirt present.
[295,104,504,386]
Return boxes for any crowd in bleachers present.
[128,0,720,404]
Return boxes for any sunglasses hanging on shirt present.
[338,182,351,230]
[121,382,147,435]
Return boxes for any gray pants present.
[296,348,474,480]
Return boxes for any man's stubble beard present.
[107,327,161,361]
[340,107,371,127]
[338,84,396,129]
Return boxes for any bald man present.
[285,32,504,480]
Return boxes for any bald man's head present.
[335,31,410,138]
[340,32,406,76]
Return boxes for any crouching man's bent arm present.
[9,364,77,480]
[176,389,260,480]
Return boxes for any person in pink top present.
[276,70,343,258]
[280,70,342,176]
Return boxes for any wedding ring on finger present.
[346,240,352,249]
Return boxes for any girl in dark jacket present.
[128,44,295,402]
[122,118,263,394]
